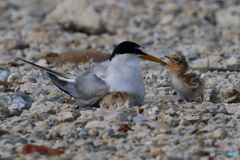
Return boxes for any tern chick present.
[18,41,166,107]
[165,53,205,102]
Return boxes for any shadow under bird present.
[18,41,166,107]
[164,53,205,102]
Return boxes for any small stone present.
[54,123,76,134]
[35,121,50,129]
[102,131,110,139]
[184,115,200,122]
[225,120,236,128]
[136,132,149,138]
[161,14,174,25]
[0,136,28,144]
[0,126,8,136]
[225,104,240,115]
[208,128,228,139]
[46,0,105,34]
[48,130,60,139]
[145,121,171,133]
[7,73,20,82]
[99,145,117,152]
[145,73,158,83]
[29,130,46,142]
[0,70,11,81]
[19,82,46,94]
[226,56,238,65]
[95,109,127,123]
[21,76,37,83]
[0,85,5,92]
[0,93,33,117]
[132,115,153,122]
[210,81,240,103]
[30,102,56,115]
[26,31,55,42]
[148,107,160,115]
[88,128,98,136]
[150,148,164,158]
[85,121,111,129]
[57,111,74,122]
[11,116,23,122]
[4,38,29,51]
[93,139,104,147]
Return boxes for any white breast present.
[170,73,193,100]
[103,54,146,104]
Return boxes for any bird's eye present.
[173,57,179,61]
[135,47,144,55]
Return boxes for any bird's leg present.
[200,94,204,102]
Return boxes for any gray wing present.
[49,71,110,106]
[72,70,110,105]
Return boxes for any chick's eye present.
[173,57,179,61]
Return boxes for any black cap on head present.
[109,41,145,61]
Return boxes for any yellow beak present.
[140,53,166,65]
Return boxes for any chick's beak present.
[165,55,174,63]
[140,53,166,65]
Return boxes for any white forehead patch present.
[136,46,144,52]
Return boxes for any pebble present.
[54,123,76,134]
[208,128,228,140]
[95,109,127,123]
[225,104,240,115]
[28,130,46,141]
[0,70,10,81]
[0,85,5,92]
[21,76,37,83]
[7,73,20,82]
[145,121,171,133]
[88,128,98,136]
[19,82,46,94]
[57,111,74,122]
[0,136,28,144]
[0,93,33,116]
[4,38,29,51]
[85,121,111,129]
[46,0,105,34]
[132,115,153,122]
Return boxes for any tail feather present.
[49,73,78,98]
[17,58,76,82]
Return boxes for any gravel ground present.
[0,0,240,160]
